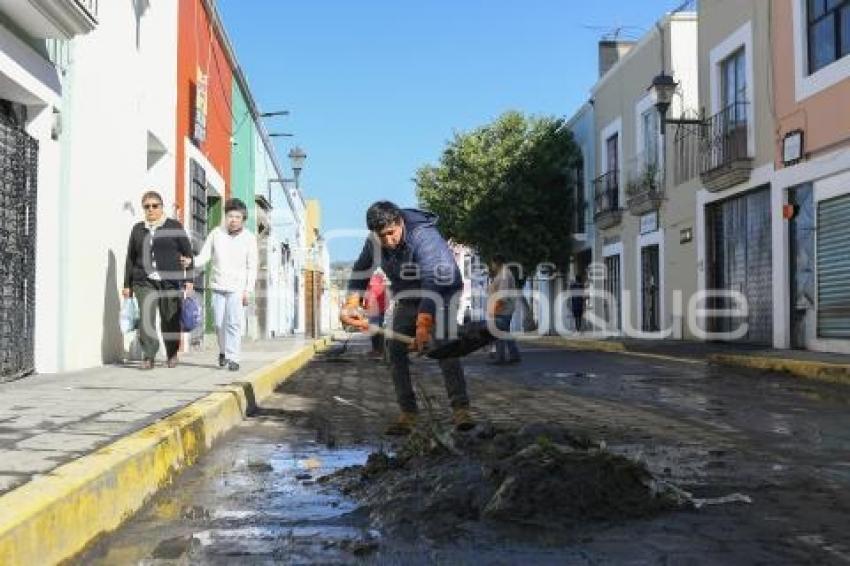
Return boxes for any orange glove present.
[340,294,369,332]
[487,299,505,318]
[412,313,434,353]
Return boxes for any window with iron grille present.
[0,104,38,380]
[808,0,850,74]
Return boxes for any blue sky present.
[218,0,686,261]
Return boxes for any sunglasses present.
[143,203,162,210]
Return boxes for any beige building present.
[691,1,778,345]
[590,12,699,338]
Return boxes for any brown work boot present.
[452,407,475,431]
[384,411,417,436]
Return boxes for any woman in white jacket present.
[183,198,258,371]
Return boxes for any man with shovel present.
[341,201,475,435]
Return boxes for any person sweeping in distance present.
[340,201,475,435]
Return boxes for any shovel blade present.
[426,321,496,360]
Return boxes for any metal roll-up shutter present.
[816,194,850,338]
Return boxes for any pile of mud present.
[319,422,680,539]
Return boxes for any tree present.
[415,111,582,279]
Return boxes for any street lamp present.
[649,73,677,130]
[647,71,704,198]
[648,72,703,134]
[288,146,307,189]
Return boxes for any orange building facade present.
[772,0,850,352]
[176,0,232,227]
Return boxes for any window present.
[721,49,747,125]
[606,134,619,174]
[641,108,659,169]
[808,0,850,74]
[575,158,586,233]
[722,49,747,107]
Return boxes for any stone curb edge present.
[706,353,850,385]
[536,336,850,385]
[0,337,331,566]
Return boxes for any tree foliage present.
[415,111,582,279]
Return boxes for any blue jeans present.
[494,314,520,362]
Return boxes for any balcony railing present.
[672,125,701,186]
[625,154,664,215]
[700,101,752,192]
[593,170,622,229]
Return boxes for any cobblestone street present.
[81,338,850,564]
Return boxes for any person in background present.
[183,198,258,372]
[570,275,586,332]
[487,254,521,365]
[123,190,194,370]
[364,270,388,359]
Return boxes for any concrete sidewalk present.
[0,337,312,497]
[0,335,330,565]
[533,335,850,385]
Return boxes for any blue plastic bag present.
[181,294,202,332]
[119,297,139,333]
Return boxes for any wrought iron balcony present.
[700,102,752,192]
[625,155,663,215]
[593,170,622,230]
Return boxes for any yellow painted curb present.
[532,335,628,353]
[0,337,331,566]
[708,353,850,385]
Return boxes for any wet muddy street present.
[78,340,850,564]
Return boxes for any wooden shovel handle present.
[368,324,414,345]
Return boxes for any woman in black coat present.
[122,191,194,369]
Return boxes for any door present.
[705,186,773,343]
[0,104,38,381]
[816,193,850,339]
[720,48,748,161]
[606,134,619,209]
[789,184,814,348]
[204,196,221,334]
[255,209,270,338]
[641,245,660,332]
[188,159,208,347]
[293,274,300,331]
[603,254,621,331]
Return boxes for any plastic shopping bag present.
[181,294,202,332]
[120,297,139,333]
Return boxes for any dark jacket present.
[569,281,585,314]
[348,209,462,316]
[123,218,193,287]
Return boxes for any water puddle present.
[76,423,380,564]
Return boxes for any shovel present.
[367,320,495,360]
